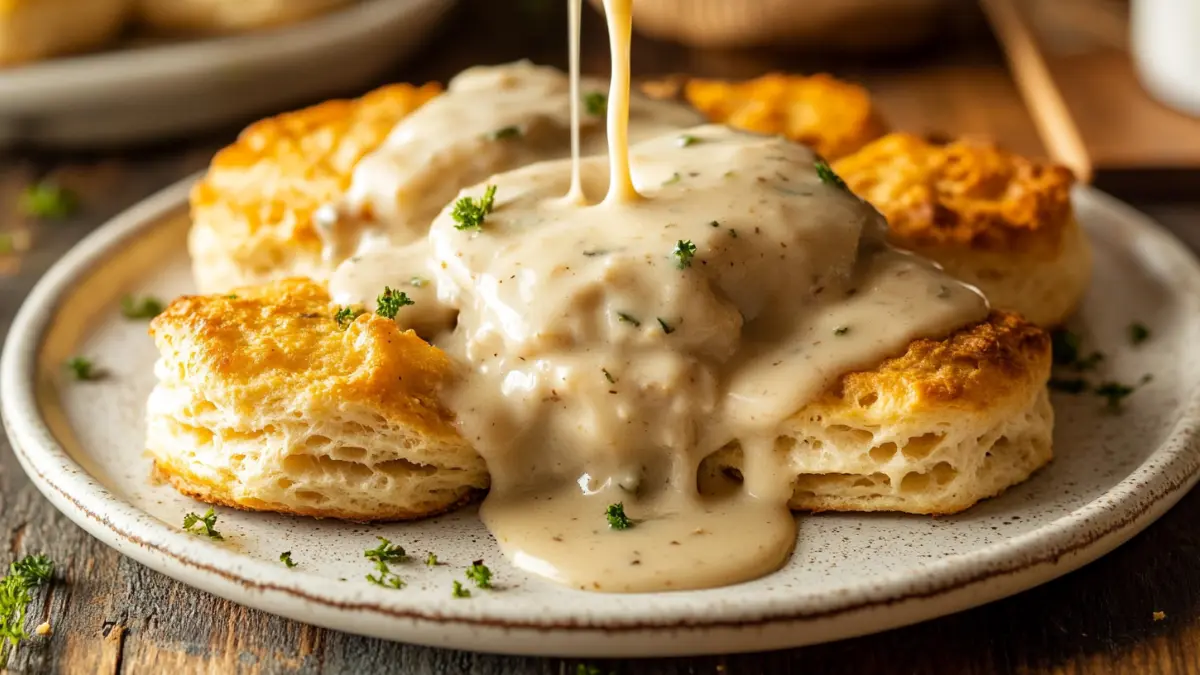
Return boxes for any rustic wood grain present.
[2,1,1200,673]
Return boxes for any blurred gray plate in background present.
[0,0,455,148]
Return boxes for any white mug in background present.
[1132,0,1200,117]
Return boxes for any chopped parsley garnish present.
[182,508,223,540]
[1095,381,1136,411]
[465,560,493,589]
[364,537,406,564]
[335,306,364,329]
[65,356,98,381]
[673,239,697,269]
[120,294,164,320]
[1075,352,1104,371]
[1129,322,1150,346]
[451,580,470,598]
[409,276,428,288]
[834,326,850,336]
[584,92,607,116]
[657,317,675,334]
[678,134,700,147]
[602,368,616,384]
[616,312,640,327]
[19,182,76,219]
[814,158,847,190]
[1048,378,1089,394]
[605,502,633,530]
[0,554,54,662]
[452,185,497,231]
[1051,329,1082,366]
[279,552,298,568]
[425,552,438,567]
[488,125,522,141]
[364,537,407,589]
[375,287,414,319]
[662,172,682,186]
[225,295,238,300]
[366,564,405,590]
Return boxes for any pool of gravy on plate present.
[327,0,988,592]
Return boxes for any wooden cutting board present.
[981,0,1200,198]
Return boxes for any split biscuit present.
[150,276,1050,518]
[146,278,488,521]
[705,311,1052,515]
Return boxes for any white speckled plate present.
[3,177,1200,657]
[0,0,454,147]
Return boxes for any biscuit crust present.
[150,277,1051,519]
[835,133,1090,326]
[684,73,888,160]
[147,278,489,521]
[708,311,1053,515]
[188,82,442,292]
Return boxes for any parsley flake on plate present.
[65,356,100,381]
[182,508,223,540]
[120,294,164,320]
[465,560,493,589]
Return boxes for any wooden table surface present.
[3,2,1200,673]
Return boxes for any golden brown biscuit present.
[834,133,1090,327]
[706,311,1052,515]
[150,272,1050,519]
[684,73,888,160]
[190,71,885,292]
[0,0,129,66]
[188,82,442,293]
[136,0,351,33]
[146,278,489,521]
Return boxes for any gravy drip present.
[329,4,988,592]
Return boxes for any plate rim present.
[4,177,1200,654]
[0,0,455,112]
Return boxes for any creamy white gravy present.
[328,1,987,592]
[318,60,702,269]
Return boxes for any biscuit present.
[0,0,129,66]
[136,0,351,33]
[704,311,1052,514]
[684,73,888,160]
[187,82,442,293]
[834,133,1089,327]
[146,278,489,521]
[190,69,880,292]
[150,274,1050,518]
